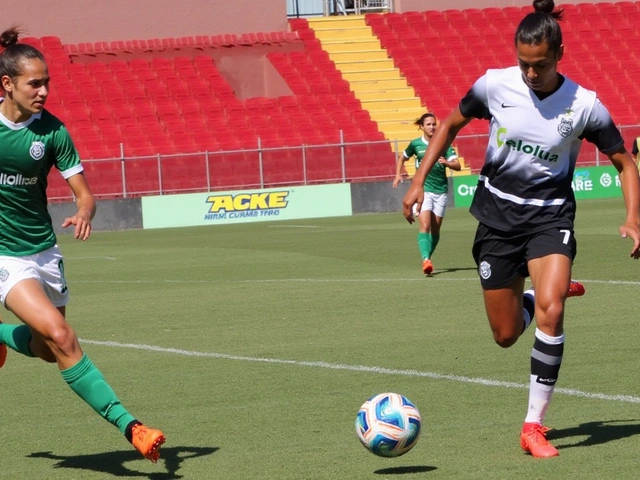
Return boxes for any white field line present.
[79,339,640,404]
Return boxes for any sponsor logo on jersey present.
[496,128,559,162]
[0,172,38,186]
[204,191,290,220]
[29,141,46,161]
[479,261,491,280]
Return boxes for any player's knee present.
[490,324,519,348]
[536,299,565,332]
[45,322,78,355]
[493,332,518,348]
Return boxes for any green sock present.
[418,232,432,260]
[61,354,136,434]
[0,323,35,357]
[429,234,440,258]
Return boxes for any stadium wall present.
[396,0,613,11]
[50,199,143,235]
[3,0,288,43]
[349,180,454,213]
[48,181,450,234]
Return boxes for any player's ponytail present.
[515,0,564,53]
[0,25,46,83]
[0,27,20,49]
[533,0,564,19]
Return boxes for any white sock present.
[524,328,565,425]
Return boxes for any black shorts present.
[472,223,577,290]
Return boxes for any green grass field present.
[1,197,639,479]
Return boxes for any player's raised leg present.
[7,279,165,462]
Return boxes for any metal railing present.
[48,137,398,202]
[288,0,393,18]
[48,125,640,202]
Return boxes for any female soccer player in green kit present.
[0,26,165,463]
[393,113,461,274]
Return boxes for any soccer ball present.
[355,392,422,457]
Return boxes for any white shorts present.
[0,245,69,307]
[412,192,448,218]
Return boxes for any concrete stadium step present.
[336,58,397,72]
[341,69,401,81]
[321,40,381,53]
[378,120,420,132]
[329,50,389,62]
[356,90,418,101]
[348,78,409,90]
[360,98,423,110]
[313,27,372,41]
[368,108,422,121]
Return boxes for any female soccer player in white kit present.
[403,0,640,458]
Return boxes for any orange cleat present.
[520,423,559,458]
[128,422,165,463]
[422,258,433,275]
[568,280,585,297]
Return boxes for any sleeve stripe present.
[60,164,84,180]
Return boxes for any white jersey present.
[460,66,624,232]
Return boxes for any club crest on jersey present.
[0,267,9,282]
[29,141,46,161]
[557,117,574,138]
[479,261,492,280]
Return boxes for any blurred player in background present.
[0,26,165,463]
[393,113,461,274]
[402,0,640,458]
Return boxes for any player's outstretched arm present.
[393,153,407,188]
[608,147,640,258]
[62,173,97,241]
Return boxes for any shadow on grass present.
[28,446,218,479]
[549,420,640,450]
[430,267,477,277]
[374,465,437,475]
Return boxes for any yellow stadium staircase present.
[307,15,470,177]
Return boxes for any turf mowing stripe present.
[80,339,640,404]
[73,278,640,286]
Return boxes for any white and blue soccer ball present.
[355,392,422,457]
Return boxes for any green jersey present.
[0,105,82,256]
[403,137,457,194]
